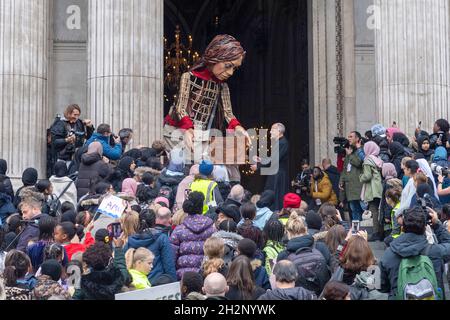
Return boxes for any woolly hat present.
[22,168,38,186]
[371,124,387,138]
[199,160,214,176]
[305,210,322,231]
[283,193,302,209]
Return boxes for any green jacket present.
[129,269,151,290]
[339,152,363,202]
[359,158,383,203]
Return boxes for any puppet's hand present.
[235,126,252,148]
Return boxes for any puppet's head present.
[191,34,246,81]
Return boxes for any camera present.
[431,163,449,177]
[333,137,351,155]
[68,129,85,138]
[351,220,360,235]
[418,196,434,225]
[292,170,311,195]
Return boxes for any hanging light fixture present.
[164,25,200,97]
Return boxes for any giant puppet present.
[163,35,250,179]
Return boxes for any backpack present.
[45,181,74,217]
[396,245,440,300]
[287,245,330,295]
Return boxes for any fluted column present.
[87,0,163,147]
[375,0,450,134]
[0,0,50,179]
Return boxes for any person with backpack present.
[155,150,186,209]
[379,206,450,300]
[276,211,331,296]
[49,161,77,208]
[237,238,271,290]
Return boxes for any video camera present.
[333,137,351,156]
[431,163,449,177]
[292,169,312,195]
[417,195,435,225]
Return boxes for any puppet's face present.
[210,55,244,81]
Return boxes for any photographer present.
[85,124,123,161]
[309,167,338,209]
[291,159,313,200]
[379,206,450,300]
[50,105,94,173]
[338,131,365,221]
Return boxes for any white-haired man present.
[251,123,290,210]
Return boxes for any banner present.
[115,282,181,300]
[96,195,126,219]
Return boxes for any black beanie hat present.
[22,168,38,186]
[61,210,77,224]
[118,156,135,172]
[41,259,62,281]
[237,238,257,259]
[54,161,68,178]
[305,210,323,231]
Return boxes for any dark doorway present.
[164,0,309,194]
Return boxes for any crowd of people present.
[0,103,450,301]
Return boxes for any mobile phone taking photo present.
[352,220,360,235]
[107,222,122,241]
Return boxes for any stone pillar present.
[87,0,163,147]
[375,0,450,134]
[0,0,50,180]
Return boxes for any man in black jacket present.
[17,199,49,252]
[379,206,450,299]
[258,260,317,300]
[50,104,94,174]
[203,273,229,300]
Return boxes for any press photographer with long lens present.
[338,132,365,221]
[291,159,313,201]
[49,105,94,176]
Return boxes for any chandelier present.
[164,25,200,101]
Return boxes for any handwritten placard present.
[96,195,126,219]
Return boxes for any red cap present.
[283,193,302,209]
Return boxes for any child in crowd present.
[125,247,154,290]
[201,237,228,278]
[54,222,94,260]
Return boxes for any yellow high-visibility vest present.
[189,179,218,214]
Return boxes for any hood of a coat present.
[127,229,162,248]
[81,153,102,166]
[255,207,273,221]
[286,235,314,253]
[262,288,314,300]
[389,232,429,258]
[212,230,243,245]
[81,267,124,300]
[183,215,214,234]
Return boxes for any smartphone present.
[351,220,360,235]
[107,222,122,240]
[418,121,422,130]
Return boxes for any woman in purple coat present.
[170,191,216,280]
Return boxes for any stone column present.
[375,0,450,134]
[0,0,50,180]
[87,0,164,147]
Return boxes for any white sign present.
[96,195,126,219]
[115,282,181,300]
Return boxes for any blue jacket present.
[85,133,122,160]
[124,229,177,284]
[253,207,273,231]
[252,260,271,290]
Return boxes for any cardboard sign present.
[115,282,181,300]
[96,195,126,219]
